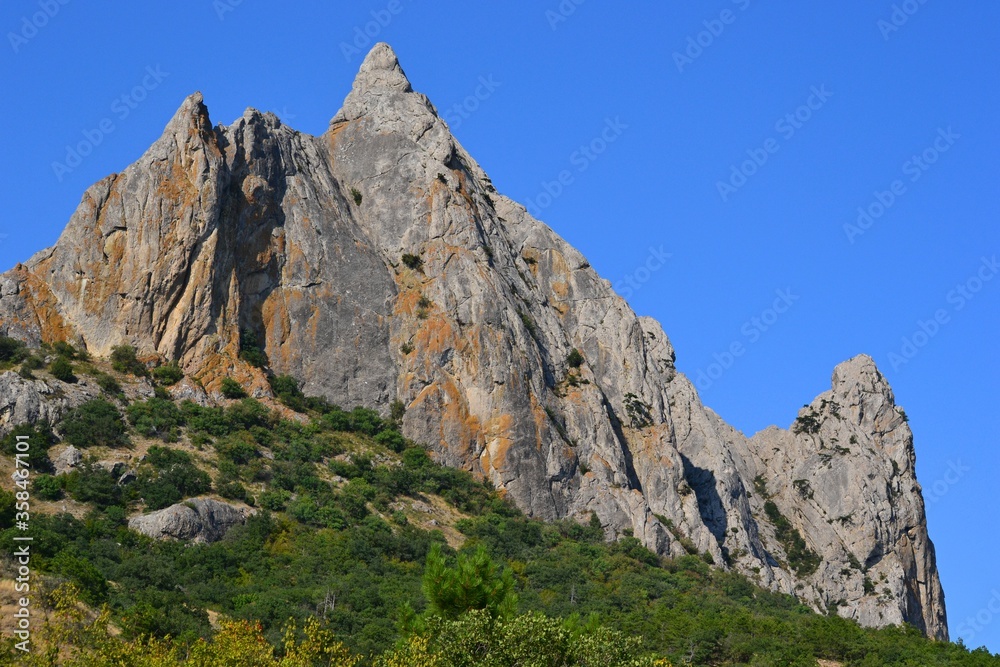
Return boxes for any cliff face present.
[0,43,946,638]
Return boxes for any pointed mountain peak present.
[831,354,888,392]
[330,43,433,127]
[143,91,216,164]
[354,42,412,94]
[165,91,211,132]
[827,354,905,429]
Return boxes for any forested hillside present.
[0,340,996,665]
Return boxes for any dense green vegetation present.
[240,328,270,369]
[151,362,184,386]
[61,398,130,449]
[0,359,997,664]
[110,344,148,377]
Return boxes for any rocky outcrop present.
[128,498,253,543]
[0,44,947,638]
[743,355,946,637]
[0,371,98,437]
[53,444,82,475]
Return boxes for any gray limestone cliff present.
[0,43,947,638]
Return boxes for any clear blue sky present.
[1,0,997,651]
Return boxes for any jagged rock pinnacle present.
[330,42,420,126]
[354,42,412,94]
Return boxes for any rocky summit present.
[0,43,946,638]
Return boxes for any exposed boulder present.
[53,444,82,475]
[128,497,254,543]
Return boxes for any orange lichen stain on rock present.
[323,121,351,169]
[549,249,571,278]
[411,377,484,469]
[103,229,129,267]
[154,158,199,211]
[481,413,516,474]
[551,280,570,301]
[194,349,270,397]
[414,314,459,366]
[17,268,75,344]
[628,423,676,469]
[527,393,550,453]
[260,290,293,368]
[522,248,541,272]
[590,453,612,474]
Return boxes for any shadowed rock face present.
[0,43,947,639]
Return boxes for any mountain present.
[0,43,946,639]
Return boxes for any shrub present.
[239,328,269,369]
[33,473,64,500]
[226,398,274,431]
[49,356,77,383]
[0,335,27,363]
[270,374,306,412]
[351,187,363,205]
[0,421,56,473]
[93,371,123,397]
[61,398,131,449]
[21,354,44,370]
[52,341,86,360]
[402,253,424,271]
[126,398,185,441]
[20,354,44,378]
[390,399,406,424]
[566,348,584,368]
[110,345,147,376]
[259,489,291,511]
[375,429,407,453]
[221,377,249,399]
[624,392,653,429]
[763,500,821,576]
[136,446,212,510]
[151,362,184,386]
[64,461,121,507]
[218,481,249,503]
[322,406,386,436]
[0,490,15,529]
[215,432,260,465]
